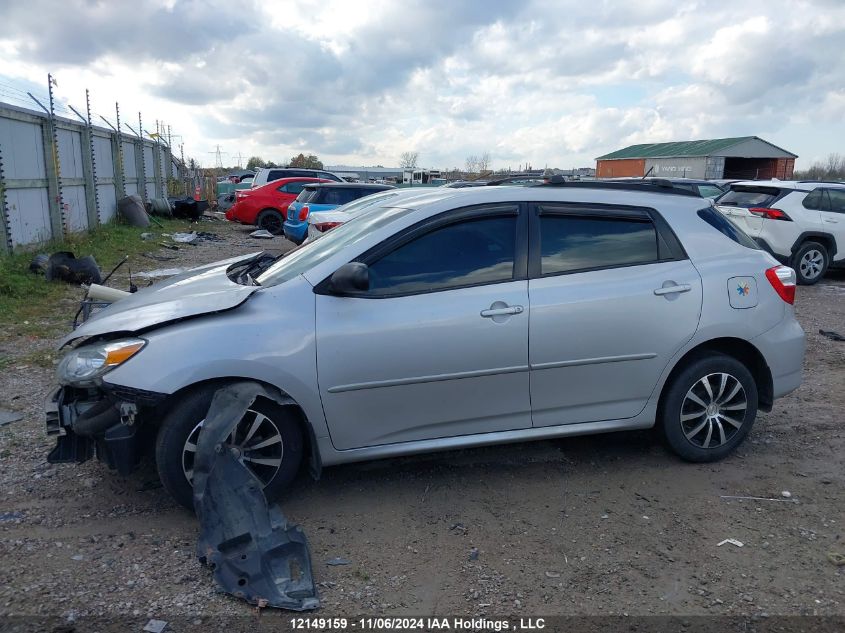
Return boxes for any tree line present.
[793,153,845,181]
[246,153,324,171]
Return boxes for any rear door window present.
[539,214,659,275]
[717,186,782,208]
[824,189,845,213]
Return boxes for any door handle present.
[481,305,524,318]
[654,283,691,296]
[823,218,838,224]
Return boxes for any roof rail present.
[535,179,701,198]
[486,175,546,185]
[796,180,845,185]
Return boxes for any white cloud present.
[0,0,842,170]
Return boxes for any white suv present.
[716,181,845,284]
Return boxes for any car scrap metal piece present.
[193,382,319,611]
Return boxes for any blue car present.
[283,183,395,244]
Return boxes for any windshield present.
[256,205,413,287]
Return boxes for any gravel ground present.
[0,216,843,627]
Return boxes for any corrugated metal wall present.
[645,157,708,179]
[0,102,182,253]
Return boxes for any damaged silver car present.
[48,183,804,509]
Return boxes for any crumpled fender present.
[193,381,319,611]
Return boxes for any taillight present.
[749,207,791,221]
[765,265,796,304]
[314,222,341,232]
[298,205,309,221]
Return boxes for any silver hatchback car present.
[48,183,805,508]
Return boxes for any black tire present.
[155,385,303,510]
[659,353,758,462]
[791,241,828,285]
[256,208,285,235]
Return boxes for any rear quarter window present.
[540,215,659,275]
[295,188,317,203]
[698,207,760,249]
[698,184,724,199]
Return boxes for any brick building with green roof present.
[595,136,797,180]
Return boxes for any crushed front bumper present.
[45,383,167,475]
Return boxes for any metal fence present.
[0,93,183,254]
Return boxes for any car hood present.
[59,253,262,347]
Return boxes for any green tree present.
[289,153,324,169]
[246,156,267,170]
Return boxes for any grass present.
[0,218,191,342]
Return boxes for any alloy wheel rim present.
[799,249,823,279]
[680,372,747,449]
[182,408,284,486]
[261,214,282,233]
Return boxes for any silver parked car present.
[48,183,805,508]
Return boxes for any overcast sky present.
[0,0,842,171]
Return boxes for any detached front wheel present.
[659,354,758,462]
[155,385,303,510]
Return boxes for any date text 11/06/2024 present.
[289,617,547,630]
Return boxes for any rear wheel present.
[155,385,303,510]
[659,353,758,462]
[791,241,828,285]
[256,208,284,235]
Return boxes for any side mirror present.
[330,262,369,294]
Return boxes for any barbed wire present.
[0,79,179,152]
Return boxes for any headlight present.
[57,338,146,386]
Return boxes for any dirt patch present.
[0,225,842,620]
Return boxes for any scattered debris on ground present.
[170,231,223,245]
[250,229,275,239]
[193,382,319,611]
[149,199,172,218]
[717,538,744,548]
[118,194,150,227]
[31,251,103,285]
[0,409,23,426]
[172,232,198,243]
[720,495,794,502]
[819,329,845,341]
[326,558,351,566]
[142,618,169,633]
[171,198,209,221]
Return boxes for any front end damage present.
[45,383,165,475]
